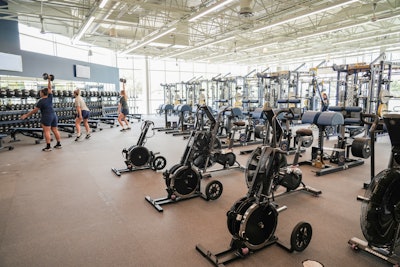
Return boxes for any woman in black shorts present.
[21,75,62,151]
[117,81,131,131]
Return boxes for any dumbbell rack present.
[0,89,120,136]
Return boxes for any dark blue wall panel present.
[0,0,119,86]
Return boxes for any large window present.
[18,23,400,115]
[19,24,117,67]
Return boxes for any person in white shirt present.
[74,89,91,141]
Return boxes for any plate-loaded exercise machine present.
[348,113,400,265]
[196,108,313,266]
[245,108,322,199]
[354,113,380,189]
[145,105,228,212]
[298,110,370,176]
[111,120,167,176]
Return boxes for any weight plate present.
[254,125,267,139]
[239,202,278,250]
[128,146,150,166]
[351,138,371,159]
[226,152,236,166]
[165,164,183,188]
[152,156,167,170]
[280,140,289,151]
[228,197,256,237]
[245,146,287,189]
[290,222,312,252]
[205,180,223,200]
[227,197,248,236]
[171,165,200,197]
[361,169,400,247]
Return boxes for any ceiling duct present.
[239,0,253,17]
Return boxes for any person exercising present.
[73,88,91,141]
[20,74,62,151]
[321,92,329,111]
[118,81,131,131]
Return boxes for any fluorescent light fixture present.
[172,44,189,49]
[166,36,235,58]
[199,52,234,61]
[99,0,109,9]
[241,42,278,52]
[189,0,235,22]
[73,16,95,44]
[123,27,176,54]
[297,21,370,40]
[335,31,400,45]
[254,0,358,33]
[148,42,171,48]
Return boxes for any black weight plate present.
[172,165,200,197]
[351,138,371,159]
[205,180,223,200]
[361,169,400,247]
[227,197,248,236]
[290,222,312,252]
[165,164,183,187]
[152,156,167,170]
[129,146,150,166]
[254,125,267,139]
[240,202,278,250]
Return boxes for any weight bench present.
[9,127,44,144]
[299,111,364,176]
[58,123,76,135]
[129,114,142,122]
[329,106,365,137]
[96,116,118,126]
[0,134,14,151]
[66,120,102,132]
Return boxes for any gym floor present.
[0,115,398,267]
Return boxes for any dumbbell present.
[42,73,55,81]
[119,78,126,83]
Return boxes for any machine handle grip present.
[360,113,379,133]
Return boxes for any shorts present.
[76,110,90,119]
[41,113,58,127]
[121,108,129,116]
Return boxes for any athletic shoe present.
[85,134,91,139]
[126,127,131,130]
[42,147,52,152]
[120,128,126,132]
[54,144,62,149]
[75,134,81,141]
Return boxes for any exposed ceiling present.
[1,0,400,66]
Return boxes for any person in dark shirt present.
[21,75,62,151]
[321,92,329,111]
[118,81,131,131]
